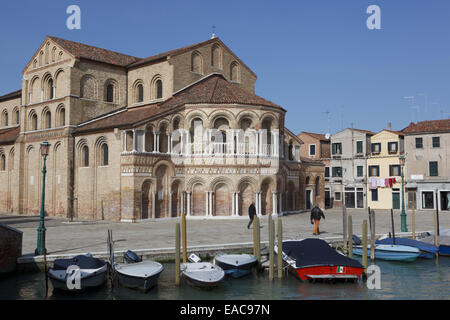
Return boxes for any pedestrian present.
[248,202,256,229]
[310,204,325,235]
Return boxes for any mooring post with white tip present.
[277,218,283,280]
[175,222,181,286]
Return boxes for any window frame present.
[389,164,401,177]
[357,165,364,177]
[432,136,440,148]
[388,142,398,154]
[356,140,363,154]
[369,165,380,177]
[371,143,381,154]
[332,166,343,178]
[309,144,316,157]
[429,161,438,177]
[415,137,423,149]
[332,142,342,155]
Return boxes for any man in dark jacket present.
[248,202,257,229]
[310,205,325,235]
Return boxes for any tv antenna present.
[323,110,331,136]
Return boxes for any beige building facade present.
[0,36,318,221]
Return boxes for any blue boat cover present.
[53,255,106,270]
[376,238,438,254]
[282,239,364,269]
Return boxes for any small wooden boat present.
[375,238,439,259]
[114,250,164,292]
[48,254,108,291]
[214,253,257,278]
[181,254,225,288]
[275,239,365,282]
[353,244,420,262]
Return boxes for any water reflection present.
[0,257,449,300]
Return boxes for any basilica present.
[0,35,324,221]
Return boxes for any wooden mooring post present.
[253,216,261,265]
[269,216,275,281]
[370,210,376,262]
[362,220,368,270]
[181,213,187,263]
[434,210,439,261]
[348,215,353,258]
[175,222,181,286]
[342,206,347,251]
[412,207,416,240]
[277,218,283,280]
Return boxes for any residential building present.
[330,128,374,209]
[366,130,405,210]
[403,119,450,211]
[297,131,330,208]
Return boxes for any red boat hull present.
[291,265,364,281]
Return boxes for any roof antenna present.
[211,25,217,39]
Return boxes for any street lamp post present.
[35,141,51,256]
[399,154,408,232]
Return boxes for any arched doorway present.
[155,165,169,218]
[192,182,205,216]
[260,178,274,215]
[239,182,255,216]
[171,181,180,217]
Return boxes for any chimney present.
[388,122,392,131]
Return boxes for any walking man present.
[248,202,256,229]
[310,204,325,235]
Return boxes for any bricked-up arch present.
[171,180,181,217]
[230,61,240,83]
[214,182,231,216]
[192,182,205,216]
[0,153,5,171]
[211,44,222,69]
[141,180,153,219]
[145,124,155,152]
[191,51,203,74]
[30,76,40,104]
[155,164,169,218]
[54,69,64,99]
[80,74,98,100]
[1,109,7,127]
[8,147,14,171]
[159,122,169,154]
[287,181,296,211]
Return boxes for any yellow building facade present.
[366,130,405,210]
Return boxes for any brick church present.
[0,35,324,221]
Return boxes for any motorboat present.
[352,244,420,262]
[419,234,450,256]
[213,253,257,278]
[181,254,225,288]
[48,254,108,291]
[375,237,439,259]
[275,239,365,282]
[114,250,164,292]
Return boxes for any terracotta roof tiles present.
[402,119,450,134]
[0,127,20,145]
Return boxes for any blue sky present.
[0,0,449,134]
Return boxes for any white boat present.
[214,253,257,278]
[115,260,164,292]
[181,254,225,289]
[353,244,421,262]
[48,254,108,291]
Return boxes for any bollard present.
[362,220,368,270]
[175,222,181,286]
[348,215,353,258]
[412,207,416,240]
[370,210,376,262]
[253,216,261,265]
[277,218,283,280]
[182,213,187,263]
[269,217,274,281]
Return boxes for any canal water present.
[1,257,449,300]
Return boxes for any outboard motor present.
[124,250,142,263]
[352,235,362,245]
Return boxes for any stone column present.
[156,132,160,153]
[272,191,277,216]
[279,192,282,214]
[255,192,259,216]
[205,191,209,217]
[153,133,157,152]
[168,133,172,154]
[235,192,240,216]
[180,191,185,215]
[132,130,137,152]
[232,193,236,216]
[258,192,262,216]
[187,192,191,216]
[209,191,213,216]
